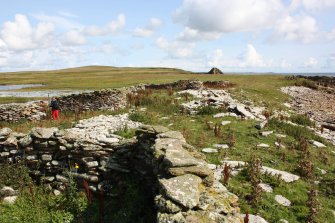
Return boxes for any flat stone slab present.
[222,160,246,168]
[261,131,273,136]
[221,161,300,183]
[213,144,229,149]
[262,166,300,183]
[213,113,226,118]
[159,174,202,209]
[259,183,273,193]
[221,121,231,126]
[275,134,287,138]
[202,148,218,153]
[158,131,185,141]
[31,127,58,139]
[275,195,291,206]
[257,143,270,148]
[240,214,268,223]
[310,140,326,148]
[160,139,200,167]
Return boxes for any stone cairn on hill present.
[208,67,223,75]
[0,118,243,222]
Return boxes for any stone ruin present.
[0,80,231,122]
[0,121,243,222]
[208,67,223,75]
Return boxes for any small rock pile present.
[178,89,266,120]
[281,86,335,145]
[0,101,47,122]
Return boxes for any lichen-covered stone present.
[31,127,58,139]
[159,174,202,209]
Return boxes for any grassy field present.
[0,66,292,108]
[2,66,334,222]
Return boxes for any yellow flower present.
[75,163,79,169]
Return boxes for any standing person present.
[50,97,60,120]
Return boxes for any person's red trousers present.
[52,110,59,119]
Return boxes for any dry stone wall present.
[0,123,242,222]
[0,80,216,122]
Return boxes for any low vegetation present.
[0,69,334,222]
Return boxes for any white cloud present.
[177,27,221,41]
[0,14,56,51]
[304,57,318,67]
[280,60,292,69]
[327,28,335,41]
[35,22,54,41]
[273,15,318,43]
[84,14,125,36]
[326,55,335,68]
[207,49,223,67]
[1,14,35,51]
[207,44,271,69]
[174,0,284,33]
[133,18,162,37]
[290,0,335,10]
[63,30,86,45]
[156,37,194,58]
[240,44,269,67]
[133,28,153,37]
[33,13,83,30]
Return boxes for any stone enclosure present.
[0,123,242,222]
[0,80,245,222]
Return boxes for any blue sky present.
[0,0,334,73]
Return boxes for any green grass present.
[122,89,335,222]
[1,66,293,109]
[1,67,334,222]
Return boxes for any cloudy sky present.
[0,0,334,73]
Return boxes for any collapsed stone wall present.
[0,80,232,122]
[0,124,242,222]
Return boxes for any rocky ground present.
[281,86,335,145]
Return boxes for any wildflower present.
[75,163,79,172]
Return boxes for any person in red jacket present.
[49,97,60,120]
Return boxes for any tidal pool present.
[0,84,44,91]
[0,84,91,97]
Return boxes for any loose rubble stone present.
[0,186,17,197]
[275,195,291,206]
[262,166,300,183]
[259,183,273,193]
[310,140,326,148]
[240,214,268,223]
[3,196,18,204]
[0,127,13,137]
[260,131,273,136]
[221,121,231,126]
[213,144,229,149]
[257,143,270,148]
[202,148,218,153]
